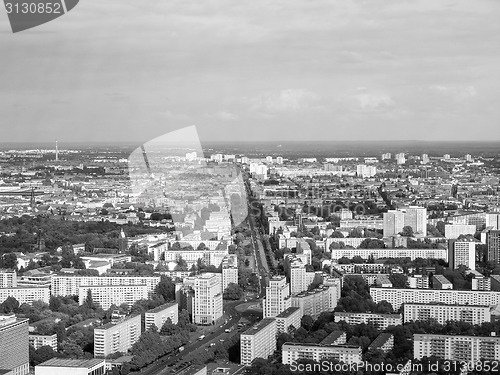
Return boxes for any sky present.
[1,0,500,145]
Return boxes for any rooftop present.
[147,302,178,314]
[37,358,104,368]
[241,318,276,336]
[276,307,300,318]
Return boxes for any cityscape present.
[1,137,500,375]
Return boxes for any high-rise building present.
[0,287,50,305]
[118,228,128,253]
[0,269,17,288]
[448,239,476,269]
[404,206,427,236]
[465,154,473,162]
[240,318,277,365]
[356,165,377,178]
[193,273,223,325]
[0,313,29,375]
[486,214,500,230]
[145,302,179,331]
[487,230,500,263]
[383,210,405,237]
[444,224,476,239]
[78,285,148,309]
[414,334,500,362]
[94,314,141,357]
[381,153,391,161]
[276,157,284,165]
[275,307,301,334]
[263,276,291,318]
[421,154,429,164]
[221,255,238,292]
[291,285,338,318]
[395,153,405,164]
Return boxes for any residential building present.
[145,302,179,331]
[35,358,106,375]
[448,239,476,270]
[445,225,476,239]
[51,275,160,297]
[93,314,141,357]
[383,210,405,237]
[490,275,500,291]
[263,276,291,318]
[240,318,277,365]
[413,334,500,362]
[291,285,338,318]
[221,255,238,292]
[370,287,500,310]
[404,206,427,236]
[404,303,490,325]
[486,213,500,230]
[356,165,377,178]
[193,273,223,325]
[486,230,500,263]
[407,274,429,289]
[29,333,57,351]
[275,307,301,334]
[0,269,17,288]
[0,287,50,305]
[368,333,394,353]
[334,312,402,330]
[320,331,346,345]
[282,342,362,365]
[432,275,453,289]
[330,248,448,262]
[78,285,148,309]
[0,313,29,375]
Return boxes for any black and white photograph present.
[1,1,500,375]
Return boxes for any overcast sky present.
[1,0,500,145]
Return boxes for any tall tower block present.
[55,140,59,161]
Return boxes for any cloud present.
[429,85,477,101]
[214,111,239,121]
[246,89,321,114]
[350,88,395,112]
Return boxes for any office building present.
[275,307,301,334]
[0,287,50,305]
[35,358,106,375]
[93,314,141,357]
[282,342,362,365]
[413,334,500,362]
[221,255,238,292]
[0,269,17,288]
[51,275,160,297]
[78,285,148,309]
[370,287,500,310]
[448,239,476,270]
[193,273,223,325]
[240,318,277,365]
[334,312,402,330]
[29,333,57,351]
[0,313,29,375]
[432,275,453,289]
[263,276,291,318]
[403,303,490,325]
[487,230,500,263]
[445,225,476,239]
[145,302,179,331]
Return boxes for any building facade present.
[282,343,362,365]
[193,273,223,325]
[145,302,179,331]
[0,314,29,375]
[403,303,490,325]
[240,318,277,365]
[263,276,291,318]
[78,285,148,309]
[93,314,141,357]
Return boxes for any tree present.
[330,231,344,238]
[374,300,394,314]
[160,318,178,335]
[0,296,19,314]
[30,345,58,366]
[82,289,96,310]
[389,273,408,288]
[223,283,243,300]
[0,253,17,269]
[400,226,414,237]
[60,338,84,358]
[155,275,175,301]
[301,315,314,331]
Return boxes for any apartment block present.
[330,248,448,262]
[35,358,105,375]
[334,312,402,330]
[145,302,179,331]
[291,285,337,318]
[51,275,160,297]
[240,318,277,365]
[78,285,148,309]
[403,303,490,325]
[486,230,500,263]
[407,274,429,289]
[0,313,29,375]
[221,255,238,292]
[432,275,453,289]
[448,239,476,270]
[282,342,362,365]
[263,276,291,318]
[413,334,500,362]
[445,225,477,239]
[193,273,223,325]
[0,269,17,288]
[370,287,500,310]
[29,333,57,351]
[368,333,394,353]
[0,287,50,305]
[94,314,141,357]
[320,331,346,345]
[275,307,301,334]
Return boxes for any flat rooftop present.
[147,302,178,314]
[37,358,104,368]
[242,318,275,336]
[276,307,300,318]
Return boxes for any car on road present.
[225,328,231,333]
[210,343,216,347]
[198,335,206,340]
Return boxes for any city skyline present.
[1,0,500,143]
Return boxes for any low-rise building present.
[35,358,106,375]
[368,333,394,353]
[29,333,57,351]
[432,275,453,289]
[282,342,362,365]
